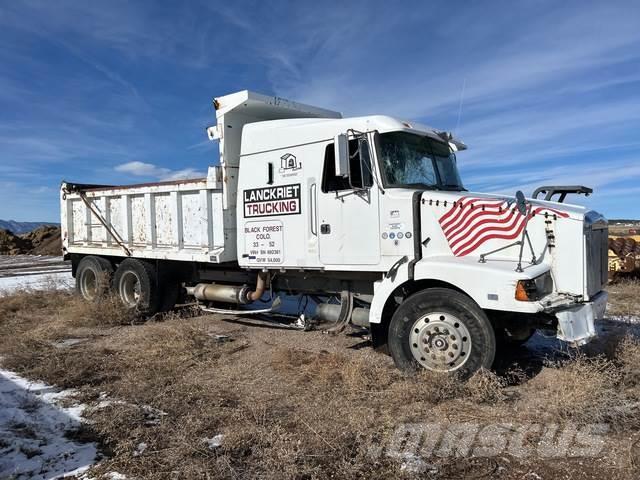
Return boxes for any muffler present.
[186,272,269,305]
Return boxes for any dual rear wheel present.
[75,256,179,315]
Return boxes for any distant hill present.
[0,220,60,235]
[0,225,61,255]
[609,219,640,225]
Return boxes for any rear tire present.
[114,259,161,315]
[388,288,496,380]
[76,256,113,302]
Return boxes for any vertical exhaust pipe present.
[246,271,268,302]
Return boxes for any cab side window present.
[321,139,373,193]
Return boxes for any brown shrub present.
[524,354,631,427]
[59,293,137,328]
[616,334,640,386]
[465,368,508,403]
[607,279,640,317]
[0,289,70,318]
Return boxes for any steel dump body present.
[60,177,235,263]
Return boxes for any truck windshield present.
[377,131,464,190]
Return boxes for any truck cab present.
[233,98,608,372]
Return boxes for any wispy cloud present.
[115,161,204,181]
[1,0,639,221]
[214,0,640,216]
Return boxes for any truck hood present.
[416,189,593,269]
[421,190,588,221]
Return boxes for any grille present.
[584,211,608,298]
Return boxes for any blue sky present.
[1,0,639,222]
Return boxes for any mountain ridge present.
[0,220,60,235]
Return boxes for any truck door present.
[316,134,381,265]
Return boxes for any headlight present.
[515,272,553,301]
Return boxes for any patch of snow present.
[108,473,127,480]
[52,338,89,349]
[203,434,224,450]
[95,394,168,426]
[133,442,148,457]
[0,368,99,479]
[0,272,74,295]
[607,314,640,324]
[0,255,72,296]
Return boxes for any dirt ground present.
[0,282,639,479]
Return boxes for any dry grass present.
[523,355,625,425]
[607,279,640,317]
[618,335,640,386]
[1,284,640,479]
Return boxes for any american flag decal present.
[438,197,569,257]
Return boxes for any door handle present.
[309,183,317,236]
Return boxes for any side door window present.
[321,138,373,193]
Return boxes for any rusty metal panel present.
[154,193,173,247]
[212,191,225,248]
[89,197,107,244]
[107,196,124,247]
[71,199,86,244]
[182,191,205,248]
[130,195,147,246]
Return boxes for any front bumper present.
[555,290,608,345]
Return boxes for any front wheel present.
[388,288,496,380]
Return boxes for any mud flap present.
[556,291,607,345]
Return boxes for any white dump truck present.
[60,90,608,378]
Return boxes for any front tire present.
[388,288,496,380]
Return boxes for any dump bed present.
[60,172,235,263]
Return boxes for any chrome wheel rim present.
[119,271,141,307]
[409,311,472,372]
[80,268,98,300]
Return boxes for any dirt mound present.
[21,226,62,256]
[0,226,62,255]
[0,228,31,255]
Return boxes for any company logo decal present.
[243,183,301,218]
[280,153,301,172]
[438,197,569,257]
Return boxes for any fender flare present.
[369,262,411,324]
[370,268,471,325]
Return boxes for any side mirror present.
[334,134,349,177]
[515,190,527,216]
